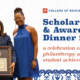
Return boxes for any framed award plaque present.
[0,46,12,76]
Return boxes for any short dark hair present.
[0,21,6,37]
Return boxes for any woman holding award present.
[0,21,16,80]
[13,8,39,80]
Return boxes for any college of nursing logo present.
[43,8,48,13]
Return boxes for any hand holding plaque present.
[9,62,15,73]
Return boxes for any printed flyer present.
[0,0,80,80]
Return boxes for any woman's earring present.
[15,24,17,29]
[24,21,25,27]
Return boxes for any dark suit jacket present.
[0,35,16,80]
[0,35,16,62]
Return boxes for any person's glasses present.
[14,17,23,21]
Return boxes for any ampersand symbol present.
[43,27,50,33]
